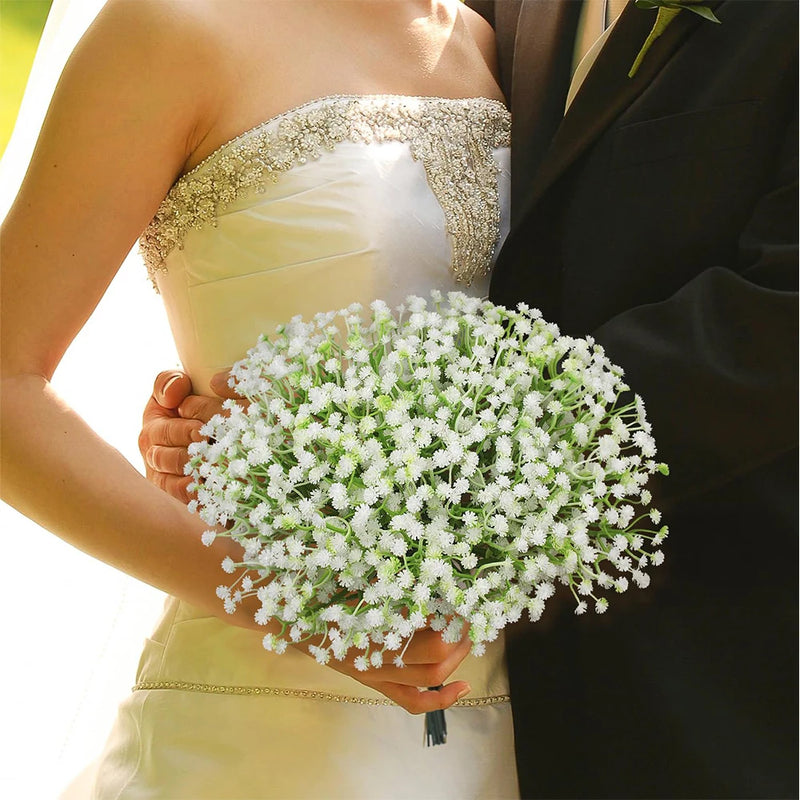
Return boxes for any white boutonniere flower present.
[629,0,721,77]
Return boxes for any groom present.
[139,1,797,796]
[470,1,798,797]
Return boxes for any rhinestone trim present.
[139,94,510,288]
[132,680,510,707]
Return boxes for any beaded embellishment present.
[132,679,511,707]
[139,95,510,288]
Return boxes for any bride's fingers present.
[408,633,472,686]
[401,623,470,665]
[153,370,193,409]
[145,443,191,476]
[344,631,473,688]
[143,416,204,450]
[210,368,242,399]
[147,471,195,505]
[178,393,228,423]
[372,680,472,715]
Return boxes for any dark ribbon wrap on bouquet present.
[424,686,447,746]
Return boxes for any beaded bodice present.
[139,95,511,394]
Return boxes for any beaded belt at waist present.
[132,680,510,707]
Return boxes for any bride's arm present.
[0,0,253,623]
[1,0,472,714]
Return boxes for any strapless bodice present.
[139,95,511,394]
[80,97,519,799]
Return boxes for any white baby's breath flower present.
[201,530,216,547]
[188,291,667,666]
[221,557,236,574]
[632,570,651,588]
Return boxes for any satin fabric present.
[78,97,519,799]
[89,597,518,799]
[156,131,510,396]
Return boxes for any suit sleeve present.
[592,110,798,507]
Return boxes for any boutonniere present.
[629,0,721,77]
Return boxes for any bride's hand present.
[295,625,473,715]
[139,369,237,502]
[141,372,474,712]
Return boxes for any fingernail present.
[190,427,204,442]
[456,685,471,701]
[162,375,181,398]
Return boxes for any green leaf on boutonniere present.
[629,0,721,78]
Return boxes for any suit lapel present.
[508,0,582,214]
[514,0,725,218]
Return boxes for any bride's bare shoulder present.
[456,2,501,83]
[75,0,246,161]
[94,0,228,62]
[93,0,284,100]
[97,0,281,49]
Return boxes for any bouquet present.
[187,291,668,743]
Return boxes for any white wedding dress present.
[86,94,519,800]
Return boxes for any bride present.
[1,0,517,797]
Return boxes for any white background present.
[0,263,176,798]
[1,1,180,795]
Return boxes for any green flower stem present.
[472,559,510,579]
[311,569,334,591]
[629,7,681,77]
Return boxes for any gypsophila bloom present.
[187,292,669,666]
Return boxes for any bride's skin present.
[0,0,503,714]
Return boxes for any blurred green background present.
[1,0,53,157]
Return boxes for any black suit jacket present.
[469,1,798,797]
